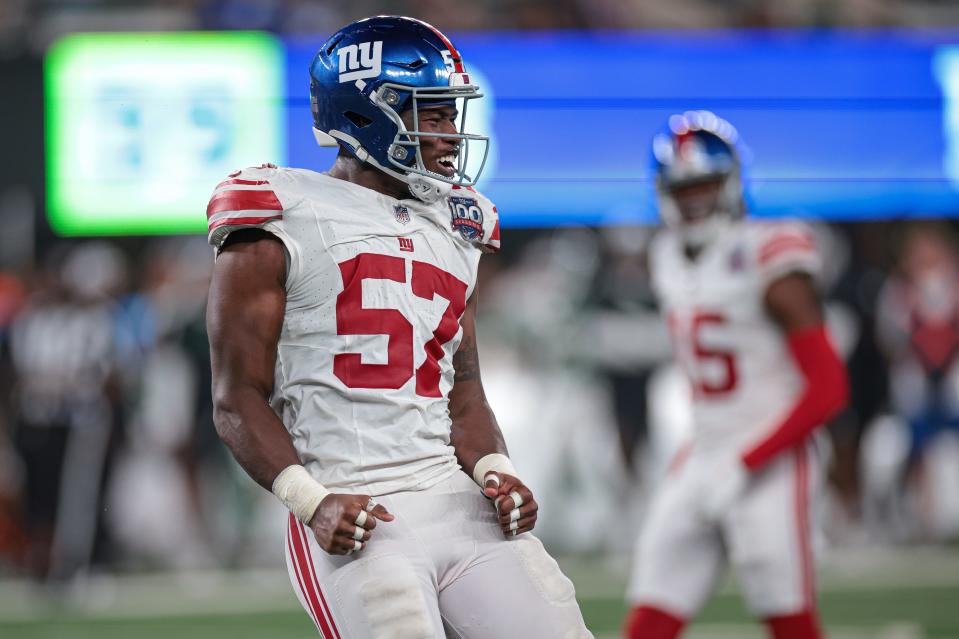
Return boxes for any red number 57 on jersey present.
[334,253,467,398]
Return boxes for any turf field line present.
[1,545,958,624]
[562,546,959,599]
[1,569,957,621]
[593,623,925,639]
[0,570,300,622]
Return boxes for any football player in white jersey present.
[623,112,849,639]
[205,16,591,639]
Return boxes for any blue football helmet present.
[309,16,489,203]
[651,111,746,248]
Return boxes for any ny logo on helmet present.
[338,41,383,83]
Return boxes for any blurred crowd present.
[4,0,959,56]
[1,220,959,584]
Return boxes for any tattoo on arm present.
[453,335,479,382]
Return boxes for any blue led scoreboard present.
[44,30,959,234]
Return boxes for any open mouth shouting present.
[433,151,458,177]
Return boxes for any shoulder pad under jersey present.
[206,163,286,250]
[752,220,821,285]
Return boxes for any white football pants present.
[285,470,593,639]
[627,441,822,619]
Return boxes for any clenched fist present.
[308,494,394,555]
[483,473,538,538]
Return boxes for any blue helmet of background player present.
[309,16,489,203]
[651,111,746,249]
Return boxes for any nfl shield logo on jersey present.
[448,196,484,241]
[729,245,745,272]
[393,204,411,225]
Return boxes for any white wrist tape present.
[272,465,331,525]
[472,453,517,487]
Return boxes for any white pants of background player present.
[627,440,822,619]
[285,470,593,639]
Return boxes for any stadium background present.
[2,0,959,637]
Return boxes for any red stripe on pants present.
[794,447,814,611]
[294,519,342,639]
[288,520,324,635]
[289,514,334,638]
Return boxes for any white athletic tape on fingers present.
[365,498,377,513]
[271,465,331,525]
[510,508,521,522]
[509,490,523,509]
[354,510,368,527]
[511,529,518,536]
[484,473,501,487]
[353,540,362,552]
[352,527,364,541]
[509,520,519,532]
[472,453,517,487]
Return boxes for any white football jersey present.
[649,218,821,453]
[207,165,501,496]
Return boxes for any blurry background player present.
[205,16,591,639]
[623,112,849,639]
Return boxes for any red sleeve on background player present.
[741,324,849,470]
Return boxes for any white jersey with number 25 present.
[649,218,821,454]
[206,165,501,496]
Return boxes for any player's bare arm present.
[763,271,823,332]
[449,291,538,537]
[208,229,392,555]
[208,230,296,484]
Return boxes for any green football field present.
[1,547,956,638]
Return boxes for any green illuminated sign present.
[45,32,285,236]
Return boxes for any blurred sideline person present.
[623,112,849,639]
[8,244,124,581]
[205,16,591,639]
[876,224,959,538]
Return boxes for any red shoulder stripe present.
[215,178,270,190]
[759,234,815,265]
[208,214,282,231]
[207,189,282,219]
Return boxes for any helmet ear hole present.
[324,35,343,56]
[344,111,373,128]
